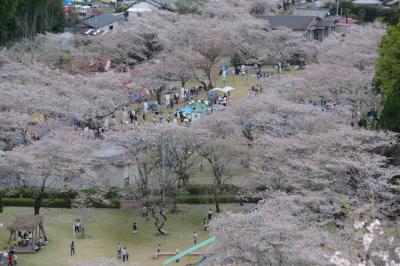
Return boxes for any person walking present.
[156,244,161,253]
[203,218,208,231]
[192,232,198,245]
[122,247,127,262]
[7,253,13,266]
[70,241,75,256]
[175,249,180,263]
[208,208,213,221]
[117,244,122,258]
[132,222,137,234]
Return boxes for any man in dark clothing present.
[70,241,75,256]
[133,222,138,234]
[129,110,134,123]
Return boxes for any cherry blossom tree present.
[210,192,332,266]
[0,125,99,214]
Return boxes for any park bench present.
[153,252,205,259]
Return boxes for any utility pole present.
[336,0,339,15]
[161,134,166,207]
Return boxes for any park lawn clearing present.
[0,204,251,266]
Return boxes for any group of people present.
[0,247,16,266]
[256,70,274,80]
[209,92,233,106]
[248,84,264,97]
[117,244,129,262]
[16,231,46,252]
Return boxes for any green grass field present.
[0,204,251,266]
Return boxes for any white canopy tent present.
[210,86,235,93]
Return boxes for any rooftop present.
[7,215,43,231]
[81,12,121,29]
[293,8,330,17]
[262,15,318,31]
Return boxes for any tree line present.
[0,0,65,46]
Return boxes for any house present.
[262,15,340,41]
[314,16,341,41]
[80,12,124,32]
[353,0,382,5]
[335,17,358,34]
[127,0,178,16]
[128,1,158,17]
[292,7,330,17]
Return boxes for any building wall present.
[336,24,351,34]
[98,21,119,32]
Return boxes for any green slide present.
[163,236,216,265]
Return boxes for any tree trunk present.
[214,179,221,213]
[0,196,3,213]
[214,189,220,213]
[150,207,168,235]
[64,191,73,209]
[34,197,42,215]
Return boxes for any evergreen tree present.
[0,0,65,45]
[376,22,400,132]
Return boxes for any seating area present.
[7,215,47,254]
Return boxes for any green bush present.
[177,194,236,204]
[4,188,77,199]
[176,194,261,204]
[90,199,121,209]
[183,184,239,195]
[59,51,71,64]
[46,198,69,208]
[255,185,271,191]
[324,2,400,24]
[3,198,70,208]
[79,188,97,195]
[3,198,35,207]
[2,198,120,209]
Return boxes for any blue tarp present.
[181,106,193,115]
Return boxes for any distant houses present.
[70,12,125,35]
[259,8,355,41]
[127,0,177,17]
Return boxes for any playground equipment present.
[162,236,216,266]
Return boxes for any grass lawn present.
[0,204,252,266]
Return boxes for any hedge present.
[2,198,121,209]
[2,188,78,199]
[90,199,121,209]
[183,184,239,195]
[2,198,35,207]
[176,194,260,204]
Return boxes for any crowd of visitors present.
[248,84,264,97]
[0,247,17,265]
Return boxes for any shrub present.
[177,194,236,204]
[59,51,71,64]
[90,199,121,209]
[3,198,35,207]
[79,188,97,195]
[183,184,239,195]
[2,198,120,209]
[4,188,77,199]
[176,194,260,204]
[255,185,271,191]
